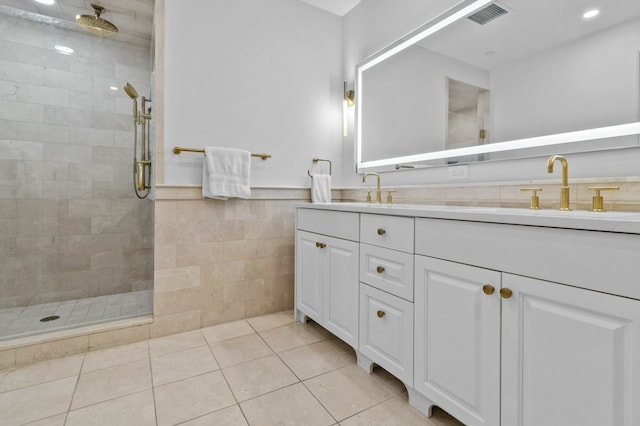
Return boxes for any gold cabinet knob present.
[376,266,385,274]
[500,288,513,299]
[377,228,386,235]
[482,284,495,295]
[315,242,326,249]
[377,310,385,318]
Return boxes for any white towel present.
[202,147,251,200]
[311,174,331,203]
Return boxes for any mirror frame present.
[354,0,640,172]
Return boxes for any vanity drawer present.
[297,208,359,241]
[360,243,414,301]
[360,214,414,253]
[359,283,414,385]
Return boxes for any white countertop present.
[297,202,640,234]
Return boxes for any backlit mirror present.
[356,0,640,171]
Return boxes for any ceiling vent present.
[467,3,509,25]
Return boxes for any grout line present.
[64,352,86,424]
[146,339,160,426]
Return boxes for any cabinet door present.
[295,231,324,323]
[414,256,501,426]
[502,273,640,426]
[323,235,359,346]
[359,283,414,384]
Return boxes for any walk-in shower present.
[0,0,155,341]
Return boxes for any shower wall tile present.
[0,119,18,139]
[18,122,70,144]
[0,100,44,122]
[71,57,116,80]
[115,63,150,84]
[0,81,18,101]
[18,84,69,107]
[91,111,131,131]
[0,40,70,72]
[0,140,43,161]
[0,60,44,85]
[70,90,115,114]
[44,69,92,92]
[0,160,17,180]
[43,105,92,128]
[69,127,115,147]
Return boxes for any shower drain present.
[40,315,60,322]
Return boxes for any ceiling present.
[0,0,360,47]
[299,0,361,16]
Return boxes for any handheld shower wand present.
[124,82,152,199]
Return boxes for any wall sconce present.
[344,82,355,107]
[343,81,355,137]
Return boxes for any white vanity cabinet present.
[295,205,640,426]
[358,214,415,384]
[414,256,501,426]
[295,210,359,347]
[415,217,640,426]
[501,273,640,426]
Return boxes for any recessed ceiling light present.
[110,86,118,91]
[583,9,600,19]
[34,0,55,5]
[54,45,74,55]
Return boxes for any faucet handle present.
[385,190,396,205]
[588,186,619,212]
[365,191,372,204]
[520,187,542,210]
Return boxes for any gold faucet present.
[362,172,382,203]
[547,155,571,211]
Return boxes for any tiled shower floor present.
[0,290,153,341]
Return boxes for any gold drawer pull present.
[500,288,513,299]
[377,228,386,235]
[376,266,385,274]
[315,242,326,249]
[377,310,385,318]
[482,284,495,295]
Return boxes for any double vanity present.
[294,202,640,426]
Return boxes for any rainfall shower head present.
[75,4,118,38]
[123,83,139,100]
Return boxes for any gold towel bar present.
[307,157,332,177]
[172,146,271,160]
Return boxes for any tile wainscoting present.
[345,176,640,212]
[3,178,640,370]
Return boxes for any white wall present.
[163,0,343,187]
[342,0,640,187]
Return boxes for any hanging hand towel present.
[202,147,251,200]
[311,174,331,203]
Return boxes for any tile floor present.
[0,291,153,341]
[0,310,464,426]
